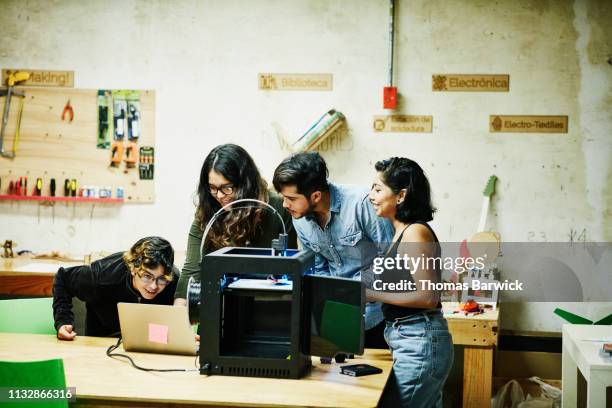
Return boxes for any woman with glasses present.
[53,236,178,340]
[173,144,297,306]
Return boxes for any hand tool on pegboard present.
[127,98,140,140]
[61,99,74,122]
[97,90,112,149]
[64,178,77,197]
[33,177,43,196]
[13,176,27,196]
[124,91,140,168]
[110,91,127,167]
[70,179,77,197]
[110,141,124,167]
[139,146,154,179]
[0,71,30,158]
[124,141,138,168]
[113,95,127,140]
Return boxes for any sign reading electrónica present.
[432,74,509,92]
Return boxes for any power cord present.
[105,337,200,372]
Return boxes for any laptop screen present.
[117,303,197,356]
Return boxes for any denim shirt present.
[293,182,394,329]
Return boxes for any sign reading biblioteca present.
[489,115,568,133]
[258,73,332,91]
[432,74,509,92]
[2,69,74,87]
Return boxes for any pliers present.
[61,99,74,122]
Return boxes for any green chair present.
[0,359,68,408]
[0,298,56,335]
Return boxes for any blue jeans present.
[383,310,454,408]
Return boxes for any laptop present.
[117,303,198,356]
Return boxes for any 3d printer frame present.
[198,247,314,379]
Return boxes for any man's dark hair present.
[375,157,436,223]
[273,152,329,197]
[123,236,174,276]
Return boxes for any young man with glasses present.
[53,236,178,340]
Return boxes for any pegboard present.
[0,87,155,203]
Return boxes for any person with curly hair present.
[173,144,296,305]
[53,236,178,340]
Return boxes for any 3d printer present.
[188,246,365,379]
[186,198,365,379]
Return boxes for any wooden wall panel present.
[0,87,155,202]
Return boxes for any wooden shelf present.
[0,195,124,203]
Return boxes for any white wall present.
[1,0,610,331]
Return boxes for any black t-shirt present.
[53,252,179,336]
[381,222,442,321]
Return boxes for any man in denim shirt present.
[273,152,394,348]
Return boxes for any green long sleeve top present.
[174,192,297,299]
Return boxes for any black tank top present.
[381,221,442,321]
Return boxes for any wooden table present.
[0,258,499,407]
[562,324,612,407]
[443,303,500,408]
[0,333,392,407]
[0,258,81,297]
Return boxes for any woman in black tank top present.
[367,157,453,408]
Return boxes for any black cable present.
[105,337,199,372]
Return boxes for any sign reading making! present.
[489,115,568,133]
[258,73,332,91]
[2,69,74,87]
[432,74,509,92]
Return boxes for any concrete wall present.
[1,0,610,331]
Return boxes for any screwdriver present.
[34,178,42,196]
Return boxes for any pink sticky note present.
[148,323,168,344]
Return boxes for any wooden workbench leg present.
[562,342,577,408]
[462,346,493,408]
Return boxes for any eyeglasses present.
[209,184,234,196]
[137,271,171,287]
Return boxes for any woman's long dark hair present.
[196,144,268,250]
[375,157,436,223]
